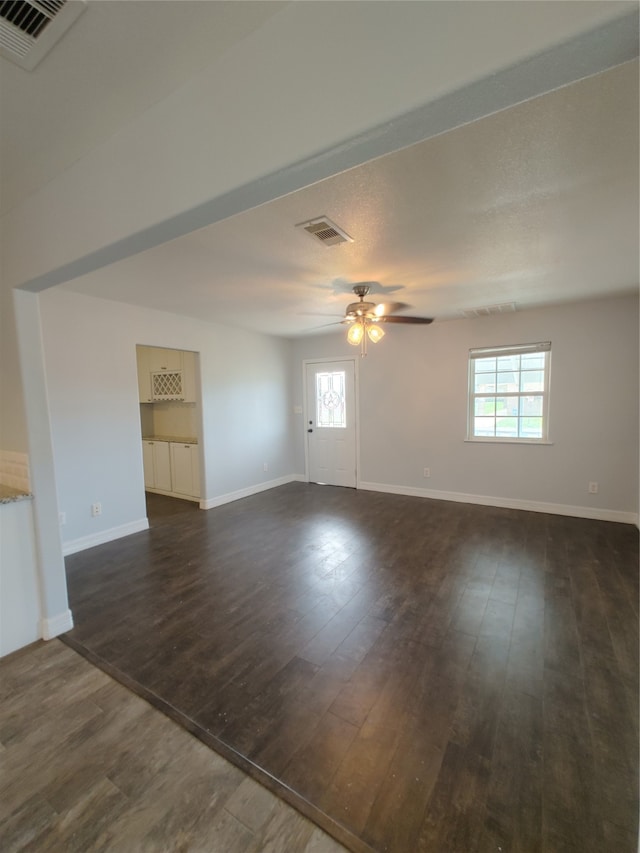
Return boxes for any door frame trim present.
[302,357,360,488]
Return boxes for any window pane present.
[316,371,346,428]
[496,417,518,437]
[475,373,496,393]
[497,354,520,371]
[496,396,519,417]
[475,357,496,373]
[474,397,496,416]
[520,417,543,439]
[474,416,495,436]
[521,352,545,370]
[520,370,544,392]
[496,371,518,392]
[520,396,543,417]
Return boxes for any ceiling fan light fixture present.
[367,323,385,344]
[346,300,375,317]
[347,321,365,346]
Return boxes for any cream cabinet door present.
[149,347,183,373]
[142,441,155,488]
[142,441,172,491]
[154,441,172,491]
[170,443,199,497]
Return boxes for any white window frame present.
[467,341,551,443]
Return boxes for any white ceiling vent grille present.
[0,0,86,70]
[462,302,516,319]
[296,217,353,247]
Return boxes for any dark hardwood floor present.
[61,484,638,853]
[145,491,200,526]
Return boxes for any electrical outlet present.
[91,502,102,517]
[59,512,66,525]
[423,467,431,478]
[588,482,598,494]
[263,462,269,472]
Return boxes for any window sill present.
[465,439,553,445]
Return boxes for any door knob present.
[307,428,313,433]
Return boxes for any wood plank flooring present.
[54,485,638,851]
[0,638,347,853]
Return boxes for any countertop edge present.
[0,489,34,504]
[142,435,198,445]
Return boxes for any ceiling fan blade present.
[377,315,434,324]
[372,301,411,316]
[304,320,344,330]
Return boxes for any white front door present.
[305,360,356,488]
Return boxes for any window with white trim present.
[468,342,551,442]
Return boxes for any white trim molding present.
[358,481,638,526]
[40,608,74,640]
[62,518,149,556]
[200,475,304,510]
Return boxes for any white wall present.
[0,499,40,656]
[39,289,295,551]
[292,294,639,522]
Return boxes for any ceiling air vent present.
[296,216,353,247]
[0,0,86,71]
[462,302,516,319]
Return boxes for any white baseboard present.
[62,518,149,555]
[40,608,73,639]
[200,474,304,510]
[358,481,638,526]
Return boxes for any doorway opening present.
[136,345,203,511]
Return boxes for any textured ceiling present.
[2,2,638,336]
[61,60,639,336]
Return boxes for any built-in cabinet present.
[142,439,200,500]
[137,345,201,504]
[136,346,197,403]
